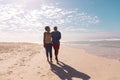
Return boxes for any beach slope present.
[0,42,120,80]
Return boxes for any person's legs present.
[54,49,59,63]
[53,44,60,63]
[49,44,52,62]
[55,50,58,62]
[45,45,49,61]
[46,44,52,62]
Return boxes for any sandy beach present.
[0,42,120,80]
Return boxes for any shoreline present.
[63,43,120,61]
[1,42,120,61]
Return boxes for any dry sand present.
[0,42,120,80]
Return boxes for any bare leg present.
[55,49,59,63]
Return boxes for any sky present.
[0,0,120,43]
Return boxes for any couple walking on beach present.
[43,26,61,63]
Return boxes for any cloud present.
[62,26,89,32]
[0,2,101,42]
[0,3,100,33]
[0,0,3,1]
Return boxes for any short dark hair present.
[54,26,57,30]
[45,26,50,31]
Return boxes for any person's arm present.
[59,32,61,40]
[43,32,46,48]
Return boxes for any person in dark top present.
[52,26,61,63]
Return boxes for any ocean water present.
[64,40,120,60]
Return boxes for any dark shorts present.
[53,44,60,50]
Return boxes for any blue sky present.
[0,0,120,42]
[52,0,120,31]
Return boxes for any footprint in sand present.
[41,75,46,77]
[8,66,14,69]
[19,63,26,66]
[20,77,23,79]
[14,63,18,65]
[37,72,41,74]
[37,66,40,68]
[0,58,3,61]
[7,71,13,75]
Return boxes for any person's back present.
[52,26,61,63]
[52,31,61,45]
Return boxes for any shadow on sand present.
[49,61,90,80]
